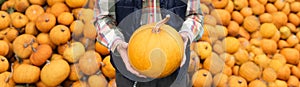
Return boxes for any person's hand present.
[179,32,189,67]
[114,40,147,78]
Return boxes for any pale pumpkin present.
[239,62,261,81]
[210,9,231,25]
[101,56,116,79]
[70,20,84,38]
[79,50,100,75]
[203,52,225,75]
[41,59,70,86]
[49,25,71,45]
[13,34,38,59]
[0,56,9,73]
[127,15,184,78]
[83,22,97,39]
[13,64,40,83]
[192,69,213,87]
[88,74,108,87]
[212,73,228,87]
[63,42,85,63]
[30,44,52,66]
[78,8,94,23]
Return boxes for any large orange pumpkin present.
[127,15,184,78]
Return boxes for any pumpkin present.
[50,54,63,60]
[274,0,286,10]
[287,75,299,87]
[13,64,40,83]
[203,53,224,75]
[78,8,94,23]
[291,2,300,12]
[13,34,38,59]
[0,27,19,42]
[25,5,44,22]
[233,49,249,65]
[101,56,116,79]
[41,59,70,86]
[36,33,56,49]
[35,81,49,87]
[200,4,210,15]
[108,79,117,87]
[215,25,228,39]
[72,8,84,19]
[63,42,85,63]
[287,23,298,33]
[0,71,15,87]
[254,54,271,68]
[0,56,9,73]
[259,23,278,38]
[228,76,247,87]
[262,68,277,82]
[280,26,292,40]
[0,11,11,30]
[243,16,260,33]
[79,51,100,75]
[25,22,38,35]
[287,35,299,47]
[225,0,234,13]
[221,53,235,67]
[127,15,183,78]
[95,42,110,56]
[204,15,217,26]
[29,44,52,66]
[212,73,228,87]
[58,12,74,25]
[240,7,253,17]
[192,69,212,87]
[222,37,240,54]
[272,12,288,28]
[275,80,287,87]
[266,3,278,13]
[14,0,29,12]
[211,9,231,25]
[0,1,14,11]
[231,11,244,24]
[227,21,240,36]
[260,39,277,54]
[213,40,225,54]
[282,3,290,15]
[70,20,84,38]
[46,0,64,6]
[29,0,45,5]
[0,40,9,56]
[35,13,56,33]
[271,30,280,42]
[68,64,83,81]
[66,0,88,8]
[258,0,267,4]
[194,41,212,59]
[88,74,108,87]
[11,12,29,28]
[259,13,273,23]
[233,0,248,10]
[239,62,261,81]
[249,0,265,15]
[268,59,285,72]
[188,51,201,73]
[50,3,70,17]
[248,80,267,87]
[57,43,69,55]
[232,66,239,76]
[292,66,300,78]
[288,13,300,26]
[276,64,290,80]
[280,48,299,65]
[82,23,97,39]
[49,25,71,45]
[212,0,229,9]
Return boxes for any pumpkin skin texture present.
[79,51,100,75]
[88,74,108,87]
[128,22,184,78]
[49,25,71,45]
[0,56,9,73]
[0,11,11,30]
[0,40,9,56]
[41,59,70,86]
[30,44,53,66]
[13,64,40,84]
[35,13,56,33]
[11,12,29,28]
[25,5,45,22]
[192,69,213,87]
[0,71,15,87]
[63,42,85,63]
[13,34,38,59]
[66,0,88,8]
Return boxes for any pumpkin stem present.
[23,43,28,48]
[96,70,102,75]
[5,63,13,83]
[29,39,37,52]
[153,15,170,33]
[100,62,105,66]
[1,58,5,61]
[14,55,22,64]
[46,60,50,65]
[84,38,90,48]
[1,14,5,18]
[45,18,49,22]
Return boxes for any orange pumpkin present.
[248,80,267,87]
[0,27,19,42]
[63,42,85,63]
[277,64,291,80]
[0,56,9,73]
[127,16,184,78]
[212,0,229,9]
[280,48,299,65]
[243,16,260,33]
[49,25,71,45]
[239,62,261,81]
[13,34,38,59]
[70,20,84,37]
[68,64,83,81]
[259,13,273,23]
[287,75,299,87]
[192,69,213,87]
[95,42,110,56]
[29,0,46,5]
[101,56,116,79]
[261,39,277,54]
[25,22,38,35]
[66,0,88,8]
[194,41,212,59]
[225,0,234,13]
[14,0,30,12]
[233,0,248,10]
[46,0,64,6]
[36,33,56,49]
[41,59,70,86]
[57,12,74,25]
[0,71,15,87]
[30,44,53,66]
[11,12,29,28]
[210,9,231,25]
[79,51,100,75]
[272,12,288,28]
[228,76,247,87]
[50,3,70,17]
[227,21,240,36]
[88,74,108,87]
[291,2,300,12]
[240,7,253,17]
[0,11,11,30]
[262,68,277,82]
[25,5,45,22]
[0,40,9,56]
[223,37,240,54]
[13,64,40,83]
[231,11,244,24]
[35,13,56,33]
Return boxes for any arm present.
[94,0,125,52]
[179,0,204,43]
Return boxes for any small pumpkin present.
[222,37,240,54]
[240,7,253,17]
[50,3,70,17]
[63,42,85,63]
[260,39,277,54]
[13,34,38,59]
[275,80,288,87]
[192,69,213,87]
[272,12,288,28]
[58,12,74,25]
[46,0,64,6]
[83,22,97,39]
[291,2,300,12]
[243,16,260,33]
[279,26,291,39]
[35,13,56,33]
[268,59,285,72]
[258,0,267,5]
[254,54,271,68]
[287,23,298,33]
[29,0,45,5]
[210,9,231,25]
[0,71,15,87]
[29,44,53,66]
[11,12,28,28]
[41,59,70,86]
[50,54,63,60]
[13,64,40,83]
[248,80,267,87]
[95,42,110,56]
[231,11,244,24]
[262,67,277,82]
[194,41,212,59]
[203,52,224,75]
[49,25,71,45]
[200,4,210,15]
[239,62,261,82]
[232,66,239,76]
[212,73,228,87]
[249,0,265,15]
[204,15,217,26]
[282,3,290,15]
[225,0,234,12]
[0,27,19,42]
[88,74,108,87]
[228,76,247,87]
[274,0,286,10]
[70,20,84,37]
[260,23,278,38]
[238,27,250,40]
[108,79,117,87]
[57,43,69,55]
[0,40,9,56]
[277,64,291,80]
[212,0,229,9]
[0,56,9,73]
[36,33,56,49]
[287,75,299,87]
[280,48,299,65]
[79,51,100,75]
[25,5,45,22]
[259,13,273,23]
[68,64,83,81]
[266,3,278,13]
[25,22,38,35]
[0,11,11,30]
[288,13,300,26]
[14,0,30,12]
[233,0,248,10]
[101,56,116,79]
[233,49,249,65]
[227,21,240,36]
[66,0,88,8]
[213,40,225,54]
[286,35,299,47]
[78,8,94,23]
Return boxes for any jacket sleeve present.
[94,0,125,52]
[179,0,204,42]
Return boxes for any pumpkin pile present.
[0,0,300,86]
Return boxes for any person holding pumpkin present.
[94,0,203,87]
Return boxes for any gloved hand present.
[114,40,147,78]
[179,32,189,67]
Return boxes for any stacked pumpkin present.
[190,0,300,87]
[0,0,116,86]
